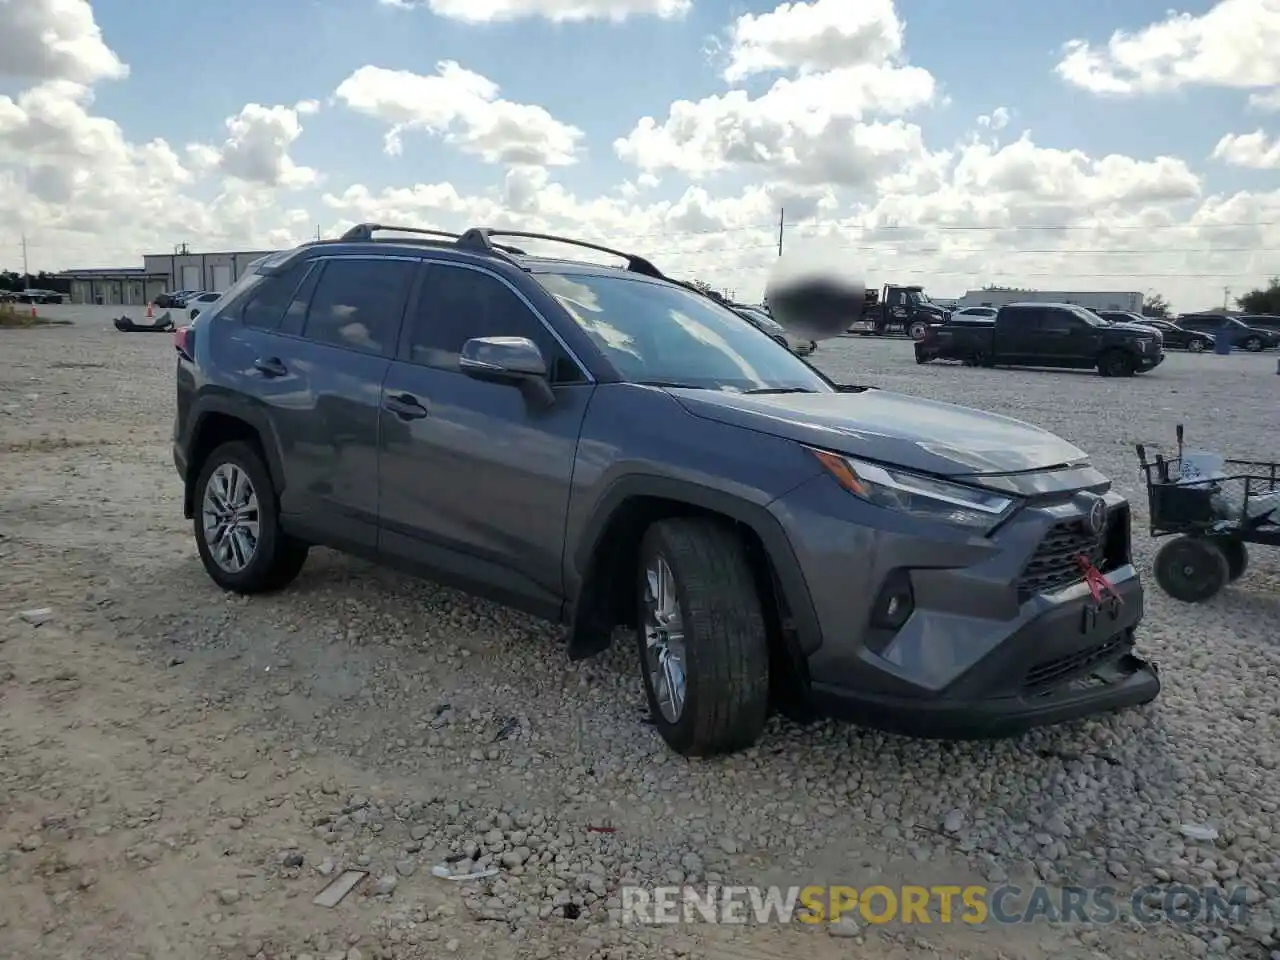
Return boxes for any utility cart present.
[1136,425,1280,602]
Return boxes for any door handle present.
[383,392,428,420]
[253,357,287,377]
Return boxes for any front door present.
[377,261,594,617]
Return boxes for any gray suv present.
[172,224,1160,756]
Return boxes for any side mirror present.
[458,337,553,404]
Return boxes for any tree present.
[687,278,715,295]
[1142,292,1172,318]
[1236,277,1280,315]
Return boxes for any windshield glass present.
[538,272,832,393]
[1069,305,1108,327]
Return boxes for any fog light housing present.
[869,570,914,631]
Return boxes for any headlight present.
[811,450,1017,532]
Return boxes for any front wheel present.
[635,518,770,757]
[1098,350,1134,377]
[1244,336,1264,352]
[194,441,309,593]
[908,320,930,341]
[1153,536,1229,603]
[1188,338,1206,353]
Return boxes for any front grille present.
[1016,513,1110,602]
[1023,631,1131,693]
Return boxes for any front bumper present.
[770,479,1160,738]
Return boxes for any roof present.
[57,267,167,277]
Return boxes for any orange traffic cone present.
[146,302,153,319]
[29,304,37,318]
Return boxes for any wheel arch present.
[566,476,821,704]
[183,398,284,519]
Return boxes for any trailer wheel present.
[1154,536,1230,603]
[1207,537,1248,582]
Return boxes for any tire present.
[908,320,929,341]
[193,440,309,594]
[1153,536,1230,603]
[1244,336,1263,352]
[635,518,770,756]
[963,349,986,367]
[1208,537,1249,582]
[1098,350,1134,377]
[1188,339,1206,353]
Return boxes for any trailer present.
[956,289,1144,313]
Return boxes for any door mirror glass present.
[458,336,549,383]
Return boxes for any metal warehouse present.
[142,249,278,296]
[57,248,279,304]
[956,289,1145,312]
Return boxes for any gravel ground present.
[2,309,1278,960]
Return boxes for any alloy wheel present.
[643,556,688,723]
[201,463,260,573]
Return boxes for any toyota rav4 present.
[172,224,1160,756]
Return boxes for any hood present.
[1110,321,1159,335]
[669,388,1087,477]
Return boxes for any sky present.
[2,0,1279,311]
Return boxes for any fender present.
[181,392,288,518]
[569,473,824,659]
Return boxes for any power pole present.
[777,208,784,257]
[1223,286,1230,309]
[315,224,321,241]
[21,233,29,281]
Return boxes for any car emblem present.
[1084,495,1106,535]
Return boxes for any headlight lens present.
[811,450,1017,531]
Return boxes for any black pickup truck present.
[914,301,1164,376]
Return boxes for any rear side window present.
[240,263,309,330]
[301,259,415,356]
[1040,310,1074,333]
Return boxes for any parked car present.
[172,223,1159,756]
[730,303,816,356]
[1098,314,1213,353]
[952,306,997,320]
[17,288,64,304]
[155,289,196,308]
[187,292,222,319]
[1237,314,1280,335]
[1176,314,1278,352]
[915,301,1163,375]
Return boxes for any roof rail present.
[456,228,664,279]
[337,222,528,255]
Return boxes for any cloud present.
[1057,0,1280,99]
[376,0,690,23]
[0,0,127,85]
[1212,129,1280,168]
[334,62,584,165]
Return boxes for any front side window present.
[537,272,832,393]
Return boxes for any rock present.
[828,916,859,938]
[373,875,398,896]
[18,835,41,852]
[943,809,964,833]
[283,852,305,868]
[217,888,241,905]
[1180,824,1219,843]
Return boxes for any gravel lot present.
[2,307,1278,960]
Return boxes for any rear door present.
[229,255,416,551]
[377,260,594,615]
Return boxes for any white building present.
[956,289,1144,313]
[143,249,278,295]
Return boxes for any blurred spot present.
[765,241,866,341]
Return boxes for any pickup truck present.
[914,301,1164,376]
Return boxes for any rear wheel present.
[1098,350,1134,377]
[1244,336,1264,352]
[1188,338,1206,353]
[635,518,770,756]
[1153,536,1229,603]
[194,441,309,594]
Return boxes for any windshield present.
[538,272,832,393]
[1070,305,1108,327]
[907,290,932,306]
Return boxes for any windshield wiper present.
[743,386,817,394]
[634,379,707,389]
